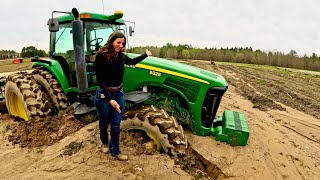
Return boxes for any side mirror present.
[129,26,134,36]
[48,18,59,32]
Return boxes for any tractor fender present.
[32,61,70,94]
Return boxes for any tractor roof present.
[57,11,125,24]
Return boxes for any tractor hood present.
[127,53,227,87]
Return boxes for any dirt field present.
[0,59,33,73]
[0,59,320,179]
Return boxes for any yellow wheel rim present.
[146,132,162,150]
[8,91,28,121]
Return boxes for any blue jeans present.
[94,89,125,155]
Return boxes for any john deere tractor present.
[4,8,249,155]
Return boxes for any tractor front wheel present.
[121,105,187,156]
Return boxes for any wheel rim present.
[8,91,28,121]
[146,131,162,150]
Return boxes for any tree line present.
[1,44,319,72]
[0,46,48,60]
[0,50,19,59]
[128,43,320,72]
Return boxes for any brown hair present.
[98,31,126,63]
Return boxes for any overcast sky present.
[0,0,319,55]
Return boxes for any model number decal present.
[150,70,161,77]
[125,64,136,68]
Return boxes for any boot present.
[102,144,109,153]
[109,153,128,161]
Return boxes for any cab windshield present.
[51,21,127,61]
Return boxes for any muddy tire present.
[5,72,50,121]
[0,78,6,113]
[121,105,187,155]
[32,69,69,111]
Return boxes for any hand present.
[146,49,152,56]
[109,99,121,113]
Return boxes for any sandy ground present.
[189,85,320,179]
[0,59,319,179]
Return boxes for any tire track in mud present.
[266,108,320,145]
[272,111,320,131]
[281,124,319,144]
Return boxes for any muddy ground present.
[0,59,319,179]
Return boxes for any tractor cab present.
[48,11,131,88]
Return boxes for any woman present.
[94,31,152,161]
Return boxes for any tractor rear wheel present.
[5,72,50,121]
[121,105,187,155]
[32,69,69,111]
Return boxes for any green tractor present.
[4,8,249,155]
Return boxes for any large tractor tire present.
[121,105,187,156]
[5,72,50,121]
[32,69,69,111]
